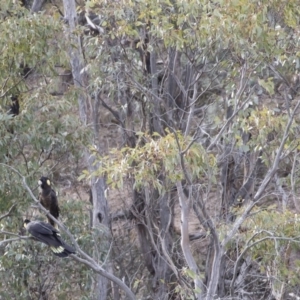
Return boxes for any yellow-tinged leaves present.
[258,78,275,96]
[238,209,300,286]
[82,131,216,192]
[233,105,298,160]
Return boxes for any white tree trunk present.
[176,182,204,299]
[62,1,110,299]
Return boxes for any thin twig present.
[0,236,32,247]
[207,88,254,152]
[0,203,17,221]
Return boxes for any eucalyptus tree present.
[1,0,300,299]
[81,0,300,299]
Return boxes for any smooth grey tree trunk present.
[31,0,46,13]
[176,182,204,300]
[62,1,110,299]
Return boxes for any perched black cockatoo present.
[38,177,60,226]
[24,219,75,257]
[8,95,20,117]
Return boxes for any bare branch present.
[291,152,300,212]
[184,72,201,136]
[70,254,136,299]
[0,203,17,221]
[0,236,32,247]
[0,230,32,247]
[98,94,125,128]
[207,89,253,151]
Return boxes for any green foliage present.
[85,0,299,74]
[239,209,300,287]
[0,1,89,211]
[1,0,300,298]
[0,2,92,298]
[234,105,299,166]
[84,131,216,192]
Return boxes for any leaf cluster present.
[239,209,300,287]
[234,105,299,161]
[83,131,216,193]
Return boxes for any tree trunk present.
[176,182,204,299]
[62,1,111,299]
[132,188,176,299]
[31,0,46,13]
[152,192,174,299]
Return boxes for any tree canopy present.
[1,0,300,299]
